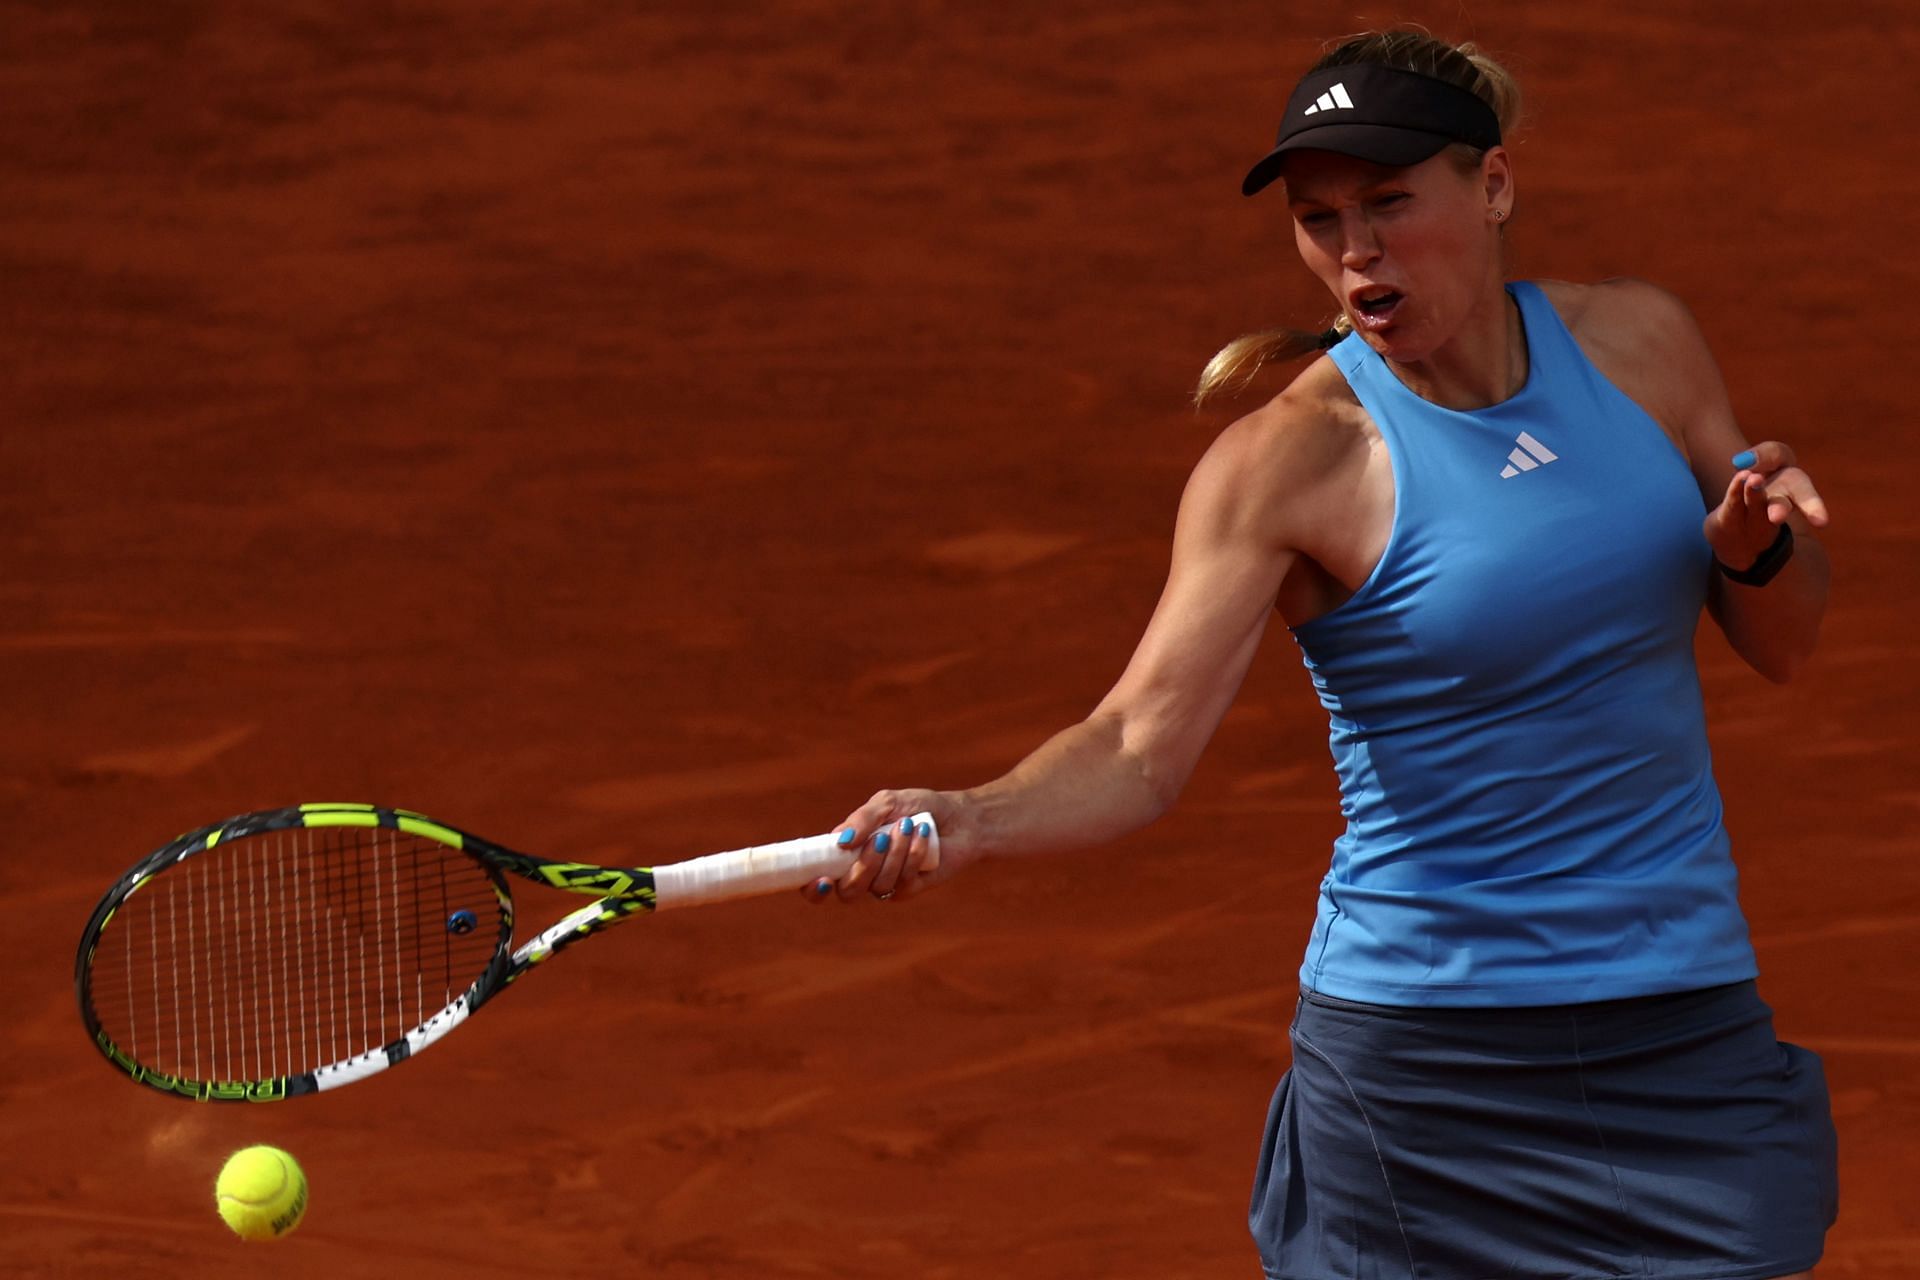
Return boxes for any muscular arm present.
[961,414,1302,856]
[824,400,1315,900]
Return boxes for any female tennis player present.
[812,30,1838,1280]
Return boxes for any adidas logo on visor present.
[1302,82,1356,116]
[1499,432,1559,478]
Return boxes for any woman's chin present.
[1362,328,1432,365]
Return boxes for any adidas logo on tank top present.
[1499,431,1558,478]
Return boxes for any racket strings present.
[86,827,500,1084]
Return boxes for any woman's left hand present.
[1702,441,1830,569]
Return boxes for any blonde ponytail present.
[1193,316,1351,407]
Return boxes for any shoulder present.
[1533,277,1718,375]
[1184,355,1370,547]
[1200,354,1368,494]
[1531,277,1729,450]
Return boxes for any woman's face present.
[1284,147,1511,364]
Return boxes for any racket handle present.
[651,811,940,910]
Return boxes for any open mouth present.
[1352,288,1404,326]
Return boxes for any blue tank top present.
[1294,281,1757,1006]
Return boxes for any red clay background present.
[4,3,1915,1276]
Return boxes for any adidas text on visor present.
[1242,64,1502,196]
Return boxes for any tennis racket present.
[75,802,935,1102]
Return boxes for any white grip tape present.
[650,811,939,910]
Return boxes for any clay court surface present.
[3,2,1916,1275]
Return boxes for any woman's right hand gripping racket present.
[74,802,937,1102]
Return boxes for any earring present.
[1492,209,1507,222]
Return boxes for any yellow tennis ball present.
[214,1145,308,1241]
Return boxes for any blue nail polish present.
[836,828,856,846]
[1731,450,1757,470]
[875,832,892,854]
[815,880,832,895]
[899,816,915,833]
[917,822,931,839]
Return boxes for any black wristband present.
[1716,523,1794,586]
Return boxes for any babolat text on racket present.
[75,802,936,1101]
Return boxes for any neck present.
[1385,284,1526,411]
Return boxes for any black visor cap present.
[1242,63,1502,196]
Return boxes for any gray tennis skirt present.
[1249,981,1838,1280]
